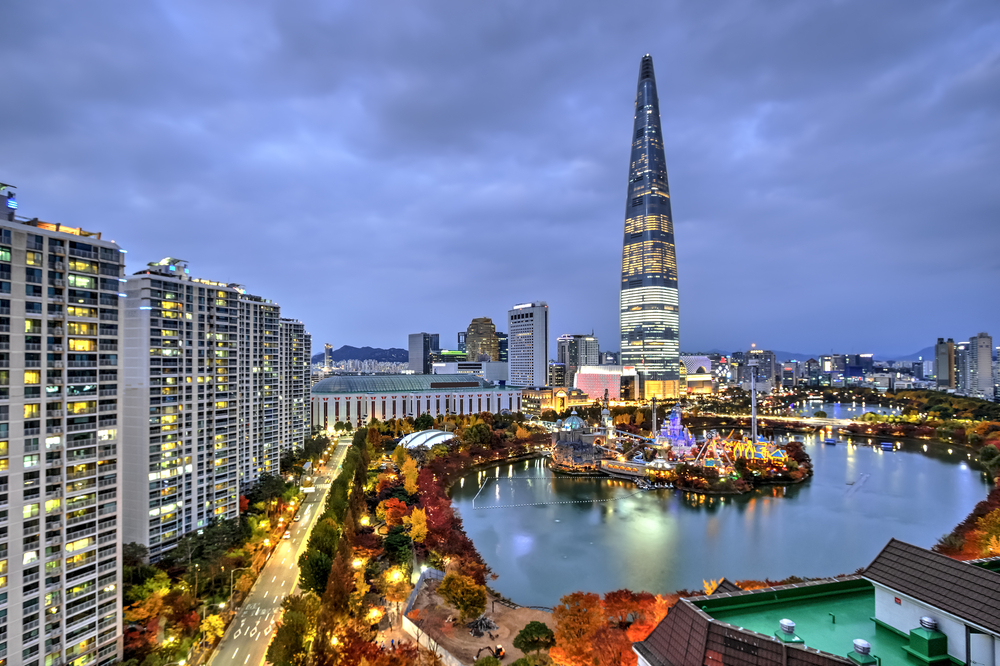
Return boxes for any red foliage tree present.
[591,625,637,666]
[383,498,409,527]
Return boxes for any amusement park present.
[545,387,812,495]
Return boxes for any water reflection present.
[451,431,989,607]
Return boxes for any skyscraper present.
[508,302,548,387]
[408,332,437,374]
[619,54,679,400]
[465,317,499,362]
[557,334,599,387]
[969,332,993,399]
[935,338,955,388]
[0,192,125,666]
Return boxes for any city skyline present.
[1,3,998,355]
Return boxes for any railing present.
[25,342,41,350]
[47,344,63,352]
[98,359,116,366]
[24,427,40,435]
[66,469,96,481]
[99,313,117,321]
[66,423,96,432]
[69,247,96,259]
[48,377,63,384]
[67,360,96,368]
[98,389,116,397]
[46,426,63,434]
[25,360,41,367]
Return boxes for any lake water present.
[449,433,988,607]
[791,402,902,419]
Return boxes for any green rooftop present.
[700,579,957,666]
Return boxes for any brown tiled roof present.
[863,538,1000,634]
[712,578,741,595]
[634,599,852,666]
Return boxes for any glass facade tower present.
[619,54,680,399]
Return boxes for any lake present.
[449,433,988,607]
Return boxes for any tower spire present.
[619,54,680,401]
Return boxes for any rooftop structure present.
[635,539,1000,666]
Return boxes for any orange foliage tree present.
[550,591,604,666]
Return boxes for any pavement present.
[209,439,353,666]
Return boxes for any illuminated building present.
[0,187,124,666]
[520,386,591,416]
[547,361,566,387]
[680,356,715,394]
[432,360,508,383]
[557,334,599,386]
[123,260,308,560]
[619,55,680,400]
[311,375,520,427]
[497,332,508,362]
[508,301,548,387]
[968,333,993,399]
[465,317,499,362]
[575,365,627,400]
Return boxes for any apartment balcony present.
[46,456,62,466]
[51,278,66,287]
[97,477,115,488]
[98,559,116,573]
[46,426,63,434]
[23,572,40,584]
[97,404,115,413]
[46,487,62,499]
[98,389,116,397]
[25,360,41,367]
[47,409,64,417]
[67,436,96,448]
[47,344,63,352]
[24,427,41,435]
[98,344,116,352]
[52,246,66,255]
[68,247,96,260]
[99,313,117,321]
[50,327,64,335]
[98,373,116,382]
[98,359,116,366]
[24,523,40,536]
[66,422,96,433]
[66,468,96,482]
[25,342,41,351]
[67,360,96,368]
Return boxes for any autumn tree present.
[437,572,486,622]
[402,457,419,495]
[380,498,409,527]
[201,614,226,641]
[590,624,636,666]
[407,507,428,543]
[394,443,408,468]
[550,591,604,666]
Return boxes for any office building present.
[935,338,955,389]
[497,332,508,363]
[619,54,680,400]
[547,361,566,388]
[123,259,298,560]
[465,317,499,362]
[520,386,591,416]
[968,332,993,399]
[323,342,332,368]
[556,334,599,387]
[312,375,521,427]
[431,361,508,384]
[575,365,624,400]
[429,349,466,364]
[508,302,548,387]
[407,332,438,374]
[457,332,466,353]
[279,319,312,454]
[0,192,124,666]
[601,351,619,365]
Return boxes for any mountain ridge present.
[311,345,408,364]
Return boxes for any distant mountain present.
[887,346,935,362]
[311,346,408,364]
[697,348,819,362]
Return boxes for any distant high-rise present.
[969,332,993,399]
[557,334,599,387]
[508,302,548,387]
[619,54,679,400]
[497,332,508,362]
[457,332,467,353]
[324,342,332,368]
[935,338,955,388]
[408,332,437,374]
[465,317,499,362]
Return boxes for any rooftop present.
[701,579,917,666]
[311,374,501,395]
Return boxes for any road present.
[210,438,352,666]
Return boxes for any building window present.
[631,196,643,207]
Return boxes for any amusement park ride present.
[546,359,794,481]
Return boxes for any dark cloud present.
[2,1,997,357]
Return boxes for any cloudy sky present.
[3,2,998,357]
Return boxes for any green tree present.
[513,620,555,654]
[414,413,435,431]
[393,444,408,468]
[298,551,333,595]
[438,572,487,622]
[463,423,493,446]
[307,520,340,557]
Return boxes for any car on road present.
[293,514,300,522]
[283,530,291,540]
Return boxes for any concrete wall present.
[873,583,974,662]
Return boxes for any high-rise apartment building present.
[407,332,437,374]
[508,302,548,387]
[935,338,955,388]
[556,334,599,387]
[0,192,124,666]
[465,318,498,362]
[619,54,680,400]
[122,260,302,560]
[279,319,312,454]
[968,332,993,399]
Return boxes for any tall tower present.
[619,54,679,399]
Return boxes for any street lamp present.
[228,566,252,608]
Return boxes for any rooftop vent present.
[854,640,871,655]
[780,619,795,635]
[774,618,803,644]
[848,639,877,665]
[919,617,937,631]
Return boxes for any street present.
[210,438,352,666]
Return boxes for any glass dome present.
[562,410,586,431]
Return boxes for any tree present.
[437,572,486,622]
[408,507,428,543]
[513,620,555,654]
[393,444,408,468]
[463,423,493,446]
[550,591,603,666]
[201,614,226,641]
[402,457,419,495]
[382,498,409,527]
[590,624,636,666]
[298,551,333,595]
[383,525,413,566]
[414,413,435,431]
[123,542,148,568]
[308,520,340,557]
[475,657,501,666]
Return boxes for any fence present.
[400,568,466,666]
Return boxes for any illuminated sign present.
[6,197,16,209]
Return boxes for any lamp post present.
[228,566,252,609]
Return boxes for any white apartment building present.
[0,190,123,666]
[507,302,548,387]
[122,260,309,561]
[279,319,311,455]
